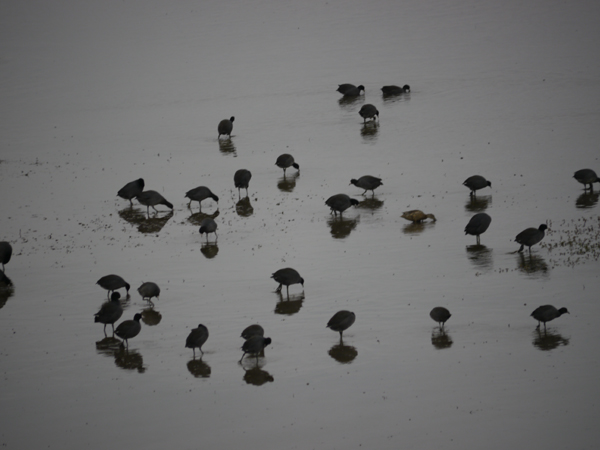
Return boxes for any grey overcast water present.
[1,0,600,449]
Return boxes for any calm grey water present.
[1,0,600,449]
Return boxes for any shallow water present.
[1,0,600,449]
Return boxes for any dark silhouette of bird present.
[199,218,218,242]
[429,307,451,329]
[185,186,219,210]
[326,194,359,216]
[117,178,145,206]
[463,175,491,196]
[0,241,12,272]
[115,313,142,347]
[218,116,235,138]
[185,324,209,358]
[573,169,600,191]
[531,305,569,330]
[327,310,356,339]
[97,274,130,298]
[234,169,252,197]
[275,154,300,175]
[381,85,410,95]
[137,190,174,214]
[350,176,382,195]
[271,268,304,296]
[94,292,123,336]
[358,104,379,123]
[515,224,547,252]
[464,213,492,244]
[240,335,272,362]
[137,282,160,304]
[241,324,264,340]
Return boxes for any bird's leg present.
[276,284,282,293]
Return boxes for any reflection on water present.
[337,95,362,108]
[218,139,236,156]
[96,338,146,373]
[328,343,358,364]
[119,207,174,234]
[402,221,435,235]
[465,195,491,212]
[141,307,162,326]
[431,329,453,350]
[277,172,299,192]
[327,215,359,239]
[235,197,254,217]
[465,244,493,270]
[200,242,219,259]
[576,192,599,209]
[517,253,549,277]
[360,122,379,141]
[187,358,212,378]
[114,347,146,373]
[187,210,220,227]
[274,292,304,315]
[356,196,383,212]
[382,92,411,103]
[241,365,274,386]
[0,283,14,309]
[532,328,569,351]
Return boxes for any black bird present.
[117,178,145,206]
[115,313,142,347]
[350,175,383,195]
[573,169,600,191]
[531,305,569,330]
[240,335,272,362]
[327,310,356,339]
[341,84,365,97]
[464,213,492,244]
[271,268,304,296]
[137,282,160,303]
[337,84,359,95]
[185,324,209,358]
[185,186,219,210]
[463,175,491,196]
[241,324,264,340]
[515,224,547,253]
[381,84,410,95]
[234,169,252,197]
[275,154,300,175]
[218,116,235,138]
[97,274,130,298]
[94,292,123,336]
[326,194,359,216]
[429,307,451,329]
[199,218,218,242]
[358,104,379,123]
[0,241,12,272]
[136,190,174,214]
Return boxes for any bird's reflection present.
[200,242,219,259]
[402,221,435,235]
[431,329,453,349]
[328,342,358,364]
[141,307,162,326]
[0,278,14,309]
[382,92,411,103]
[187,210,220,226]
[187,358,212,378]
[532,328,569,351]
[277,172,299,192]
[218,139,236,156]
[274,292,304,315]
[119,208,173,233]
[241,365,274,386]
[576,192,599,209]
[338,96,362,108]
[466,244,493,270]
[360,122,379,141]
[356,196,383,212]
[517,253,549,277]
[327,215,359,239]
[236,197,254,217]
[95,338,146,373]
[465,195,491,212]
[114,347,146,373]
